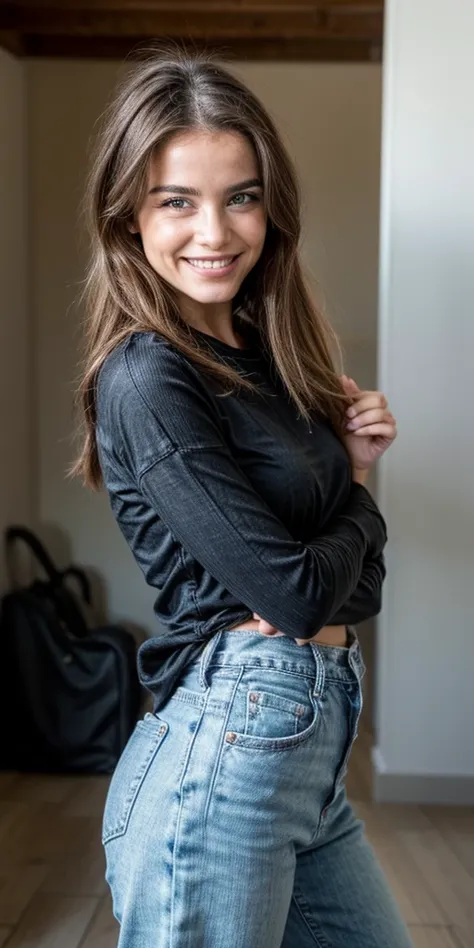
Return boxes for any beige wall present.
[0,49,31,591]
[28,60,381,633]
[374,0,474,799]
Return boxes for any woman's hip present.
[102,626,365,855]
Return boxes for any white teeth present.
[187,258,234,270]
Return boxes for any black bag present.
[0,526,142,774]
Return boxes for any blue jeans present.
[103,628,413,947]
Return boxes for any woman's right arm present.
[99,336,387,642]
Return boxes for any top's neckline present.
[188,316,263,361]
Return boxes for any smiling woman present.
[129,130,267,330]
[71,45,410,948]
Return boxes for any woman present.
[74,48,411,948]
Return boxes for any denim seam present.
[203,668,244,824]
[169,688,206,709]
[291,890,332,947]
[169,687,210,947]
[170,688,229,715]
[102,723,168,844]
[208,659,319,681]
[312,646,325,698]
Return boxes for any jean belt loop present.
[347,627,365,681]
[309,643,325,699]
[198,630,223,690]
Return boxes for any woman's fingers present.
[351,422,398,439]
[346,393,387,418]
[346,407,390,430]
[253,613,283,636]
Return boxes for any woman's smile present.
[130,129,267,325]
[182,253,242,276]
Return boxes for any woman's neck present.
[179,298,246,349]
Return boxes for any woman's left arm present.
[254,378,397,634]
[326,376,396,625]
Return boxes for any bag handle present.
[5,526,61,585]
[61,566,92,605]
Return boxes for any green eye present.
[162,198,190,209]
[229,192,259,206]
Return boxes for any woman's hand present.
[252,614,285,638]
[341,375,398,471]
[251,376,397,641]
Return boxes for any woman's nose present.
[195,207,231,249]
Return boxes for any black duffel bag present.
[0,526,142,774]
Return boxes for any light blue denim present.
[102,628,413,947]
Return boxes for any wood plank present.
[41,820,107,897]
[0,774,20,798]
[354,804,448,925]
[453,928,474,948]
[6,774,78,806]
[79,897,120,948]
[408,927,466,948]
[2,894,99,948]
[0,865,48,926]
[422,806,474,880]
[399,829,474,930]
[0,928,12,948]
[0,801,99,870]
[61,777,110,820]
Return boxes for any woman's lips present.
[183,254,241,277]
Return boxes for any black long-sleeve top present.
[96,323,387,710]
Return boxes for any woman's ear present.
[127,220,139,235]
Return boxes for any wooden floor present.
[0,728,473,948]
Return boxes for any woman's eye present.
[161,198,190,209]
[229,192,259,207]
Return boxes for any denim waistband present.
[196,625,365,692]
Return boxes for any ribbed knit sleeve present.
[104,334,387,640]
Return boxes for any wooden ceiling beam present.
[2,1,383,9]
[21,34,381,62]
[0,1,384,60]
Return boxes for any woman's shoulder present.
[99,331,197,396]
[97,331,216,428]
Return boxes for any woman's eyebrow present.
[148,178,263,197]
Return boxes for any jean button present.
[226,732,237,743]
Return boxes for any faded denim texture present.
[103,628,412,947]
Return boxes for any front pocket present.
[102,712,168,845]
[223,686,319,753]
[245,689,313,740]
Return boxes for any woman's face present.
[132,129,267,318]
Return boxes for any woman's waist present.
[228,618,348,648]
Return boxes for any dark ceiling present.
[0,1,384,61]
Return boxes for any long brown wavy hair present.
[73,45,351,489]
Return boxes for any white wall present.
[0,49,30,591]
[28,60,382,634]
[375,0,474,800]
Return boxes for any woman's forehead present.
[148,129,259,188]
